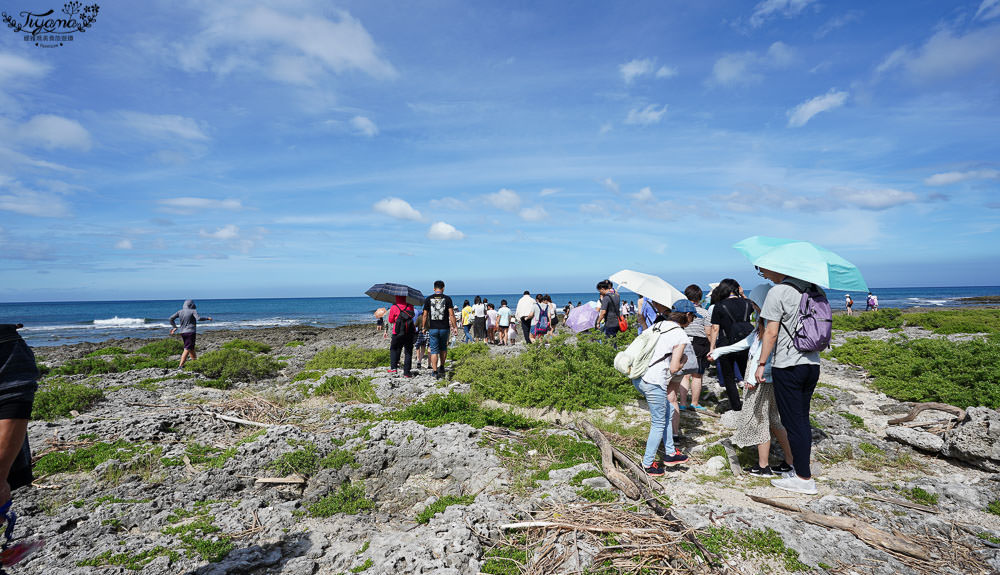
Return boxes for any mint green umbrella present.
[733,236,869,292]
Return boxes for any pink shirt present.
[386,303,415,335]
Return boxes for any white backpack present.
[613,322,679,379]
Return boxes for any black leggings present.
[390,332,415,375]
[520,318,532,344]
[717,349,748,411]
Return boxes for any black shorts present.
[181,332,197,350]
[0,385,36,420]
[691,336,711,375]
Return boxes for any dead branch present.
[720,439,742,477]
[888,403,965,426]
[866,494,940,514]
[576,420,640,500]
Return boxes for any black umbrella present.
[364,283,426,307]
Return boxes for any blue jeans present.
[462,324,472,343]
[633,378,673,467]
[428,329,450,355]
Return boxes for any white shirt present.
[515,295,536,320]
[486,308,498,327]
[473,303,486,318]
[640,322,692,389]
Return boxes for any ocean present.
[4,286,999,347]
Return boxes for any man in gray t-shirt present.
[756,269,822,496]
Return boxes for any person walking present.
[632,301,693,476]
[708,279,752,411]
[460,300,474,343]
[679,284,710,412]
[486,303,498,343]
[637,295,657,335]
[845,294,854,316]
[865,292,875,312]
[413,319,429,369]
[420,281,458,380]
[709,284,794,477]
[0,325,38,512]
[595,279,622,337]
[472,296,487,342]
[756,268,825,495]
[546,295,558,330]
[169,299,212,368]
[497,300,512,345]
[386,295,417,377]
[531,294,550,340]
[515,290,535,344]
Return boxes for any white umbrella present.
[609,269,685,308]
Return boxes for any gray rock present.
[704,456,727,475]
[581,476,612,490]
[885,426,945,452]
[941,407,1000,471]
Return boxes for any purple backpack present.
[782,281,832,352]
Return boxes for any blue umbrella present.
[364,283,426,307]
[732,236,869,292]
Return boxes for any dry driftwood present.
[720,439,742,477]
[748,494,930,561]
[500,521,658,535]
[576,420,640,500]
[888,402,966,426]
[866,493,940,514]
[255,475,306,485]
[213,412,274,428]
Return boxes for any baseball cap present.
[671,299,702,317]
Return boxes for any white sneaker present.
[771,475,818,495]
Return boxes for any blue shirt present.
[637,300,658,334]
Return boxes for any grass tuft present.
[185,349,284,385]
[305,346,390,369]
[353,392,538,429]
[222,339,271,353]
[307,481,374,517]
[415,494,475,524]
[32,377,104,420]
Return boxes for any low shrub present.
[85,346,129,357]
[415,494,475,524]
[53,354,175,376]
[448,342,490,362]
[222,339,272,353]
[454,335,639,411]
[305,346,390,370]
[828,336,1000,409]
[904,309,1000,334]
[136,338,184,358]
[307,481,374,517]
[186,349,284,384]
[292,370,323,382]
[32,378,104,420]
[285,340,305,347]
[358,392,539,429]
[305,375,377,404]
[34,440,155,475]
[697,526,809,572]
[269,442,357,476]
[901,486,938,506]
[986,499,1000,516]
[832,309,903,331]
[577,485,617,503]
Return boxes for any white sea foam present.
[93,317,150,327]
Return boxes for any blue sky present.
[1,0,999,302]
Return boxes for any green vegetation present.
[828,336,1000,409]
[86,346,129,357]
[979,532,1000,544]
[986,499,1000,516]
[454,334,640,411]
[305,346,390,369]
[183,443,237,469]
[350,558,374,573]
[53,354,175,376]
[839,411,868,430]
[137,338,185,358]
[905,309,1000,334]
[32,377,104,420]
[161,509,234,562]
[570,469,604,486]
[138,373,195,387]
[268,441,357,476]
[480,544,529,575]
[292,370,323,382]
[304,374,378,404]
[185,348,285,385]
[577,485,617,503]
[222,339,272,353]
[491,430,601,491]
[447,342,490,362]
[34,440,160,475]
[354,392,539,429]
[306,481,374,517]
[833,309,904,331]
[697,526,809,572]
[701,443,728,461]
[285,340,305,347]
[77,547,179,570]
[900,486,938,506]
[415,494,475,524]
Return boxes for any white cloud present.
[115,239,133,250]
[601,178,620,194]
[715,186,923,213]
[373,197,422,220]
[200,224,240,240]
[877,25,1000,82]
[519,206,548,221]
[711,42,795,86]
[632,187,655,201]
[0,186,71,217]
[350,115,378,137]
[749,0,818,27]
[656,65,678,78]
[925,169,1000,186]
[815,10,862,38]
[17,115,92,151]
[171,5,395,85]
[426,221,465,240]
[119,112,210,141]
[429,196,467,210]
[486,188,521,211]
[0,53,50,83]
[625,104,667,125]
[539,188,560,196]
[620,58,655,84]
[787,90,849,127]
[976,0,1000,20]
[831,188,918,210]
[158,197,242,214]
[599,122,613,134]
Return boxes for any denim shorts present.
[428,329,450,354]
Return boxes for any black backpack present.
[720,299,754,346]
[393,305,415,337]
